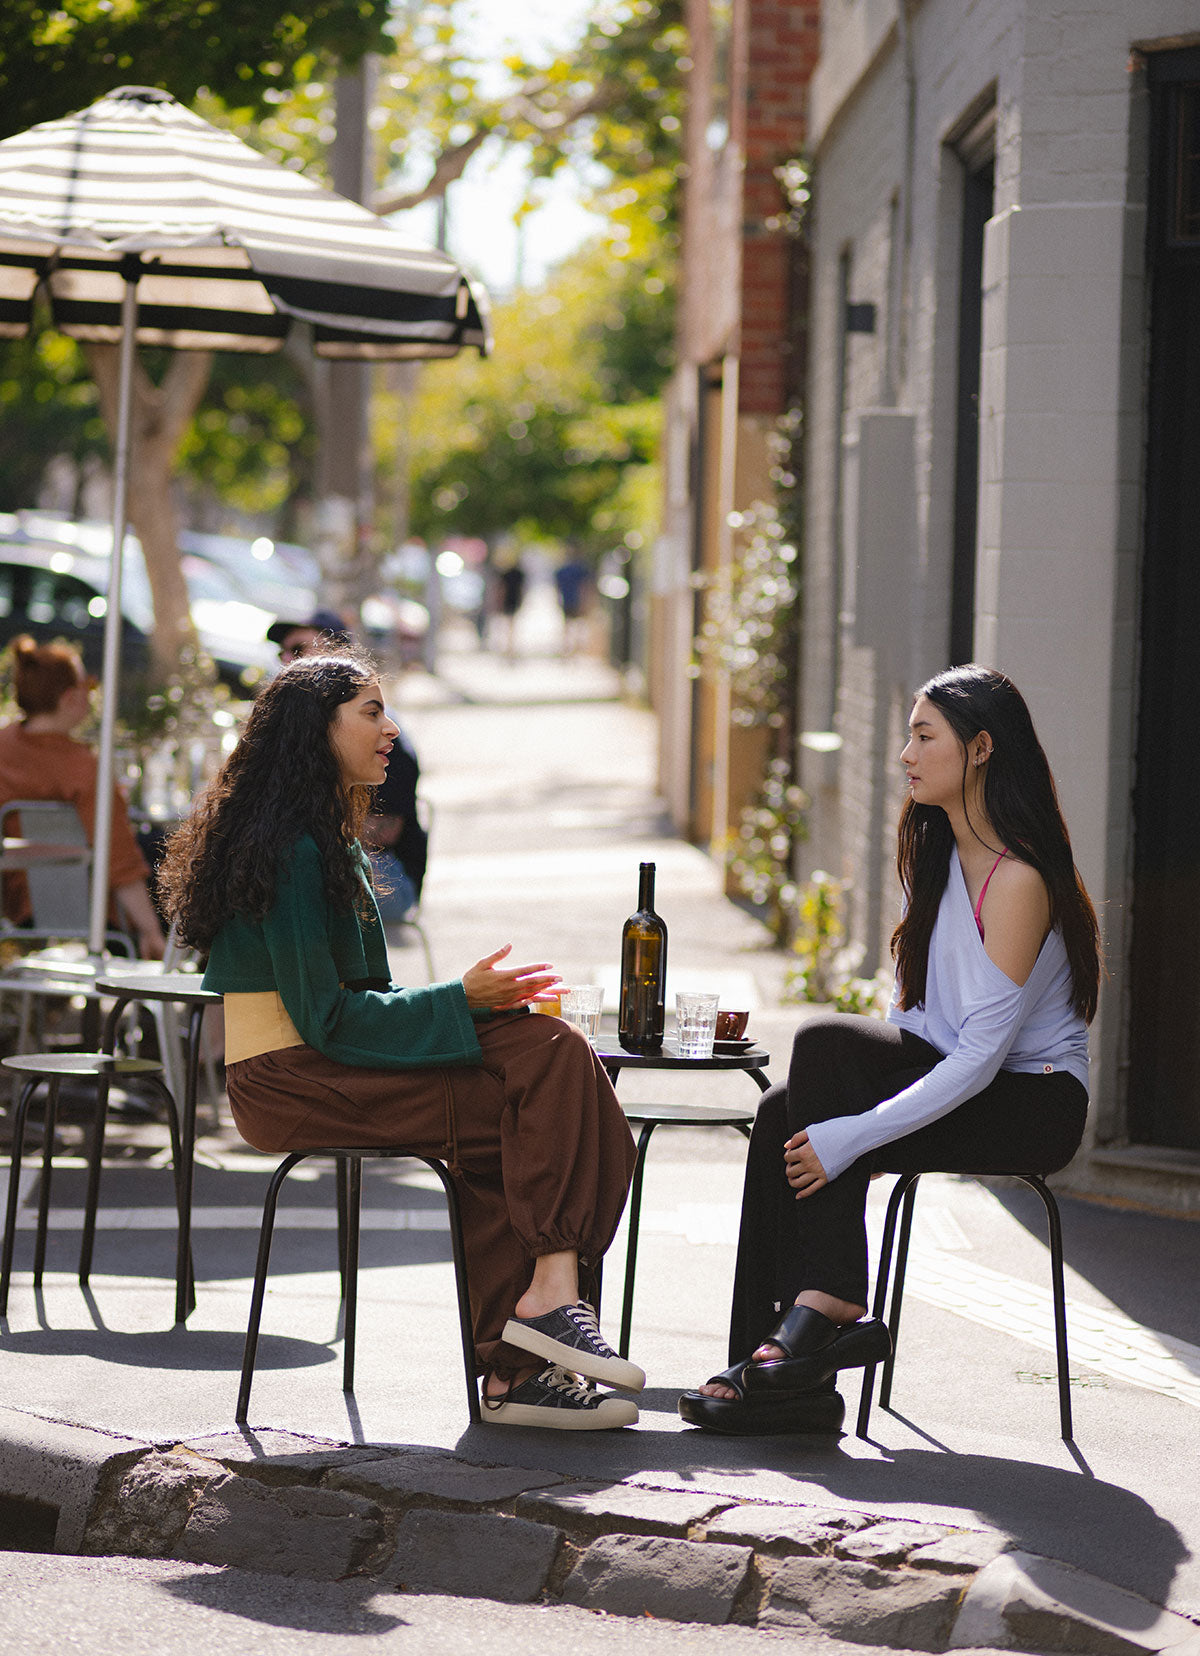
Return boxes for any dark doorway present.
[949,110,996,666]
[1128,49,1200,1150]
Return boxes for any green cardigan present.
[203,833,481,1070]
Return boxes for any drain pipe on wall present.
[709,350,740,860]
[885,0,917,406]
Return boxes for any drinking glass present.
[560,985,604,1042]
[676,990,719,1058]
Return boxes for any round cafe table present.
[593,1036,771,1358]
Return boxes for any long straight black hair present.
[891,664,1101,1021]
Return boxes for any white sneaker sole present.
[484,1395,639,1430]
[501,1320,646,1392]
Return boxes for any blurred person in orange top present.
[0,635,165,959]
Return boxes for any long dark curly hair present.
[159,648,379,952]
[891,664,1101,1022]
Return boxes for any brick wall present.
[739,0,820,416]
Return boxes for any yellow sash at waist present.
[223,991,305,1065]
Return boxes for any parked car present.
[177,529,319,622]
[0,511,279,691]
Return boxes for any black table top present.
[94,969,221,1004]
[595,1038,769,1073]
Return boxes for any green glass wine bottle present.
[618,861,667,1053]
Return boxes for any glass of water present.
[675,991,719,1058]
[560,985,604,1042]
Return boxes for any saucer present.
[713,1036,754,1053]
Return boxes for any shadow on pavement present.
[653,1432,1188,1616]
[0,1325,333,1373]
[996,1185,1200,1350]
[158,1567,406,1635]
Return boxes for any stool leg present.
[856,1172,913,1438]
[78,1071,112,1288]
[175,1003,204,1323]
[145,1072,195,1324]
[1,1077,39,1316]
[236,1152,304,1424]
[421,1159,481,1424]
[618,1122,656,1360]
[1023,1175,1073,1441]
[336,1158,350,1297]
[33,1080,60,1287]
[878,1176,920,1410]
[342,1156,363,1394]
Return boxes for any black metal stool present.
[617,1099,754,1359]
[236,1147,480,1426]
[0,1051,187,1316]
[97,971,223,1325]
[856,1170,1074,1441]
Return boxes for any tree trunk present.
[86,344,213,682]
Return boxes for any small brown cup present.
[715,1009,749,1040]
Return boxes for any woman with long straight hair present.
[680,664,1101,1434]
[159,647,643,1430]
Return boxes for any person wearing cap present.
[266,611,427,917]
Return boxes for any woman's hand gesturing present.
[462,944,561,1010]
[784,1129,829,1197]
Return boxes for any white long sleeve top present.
[804,848,1090,1183]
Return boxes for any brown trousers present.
[225,1012,635,1374]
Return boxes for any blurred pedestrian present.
[0,636,165,958]
[266,609,427,918]
[491,556,526,662]
[554,554,592,655]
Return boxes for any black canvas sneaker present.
[483,1364,639,1430]
[502,1301,645,1392]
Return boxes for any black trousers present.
[727,1013,1088,1365]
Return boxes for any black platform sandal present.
[743,1305,892,1395]
[678,1358,845,1436]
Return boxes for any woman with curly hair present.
[159,647,642,1430]
[679,664,1101,1435]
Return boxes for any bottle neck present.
[637,864,656,911]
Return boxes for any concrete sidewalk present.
[1,628,1199,1651]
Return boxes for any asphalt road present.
[0,1552,888,1656]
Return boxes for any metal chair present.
[0,1049,188,1317]
[0,800,131,953]
[377,796,436,982]
[856,1171,1074,1441]
[236,1146,479,1425]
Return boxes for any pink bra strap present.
[974,850,1007,938]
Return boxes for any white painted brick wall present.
[802,0,1198,1124]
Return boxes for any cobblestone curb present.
[32,1427,1190,1652]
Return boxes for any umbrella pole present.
[89,257,140,957]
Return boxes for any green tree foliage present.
[176,349,315,530]
[386,241,668,552]
[0,0,390,138]
[370,0,684,558]
[0,319,107,511]
[1,1,682,573]
[375,0,684,227]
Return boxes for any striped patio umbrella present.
[0,85,489,952]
